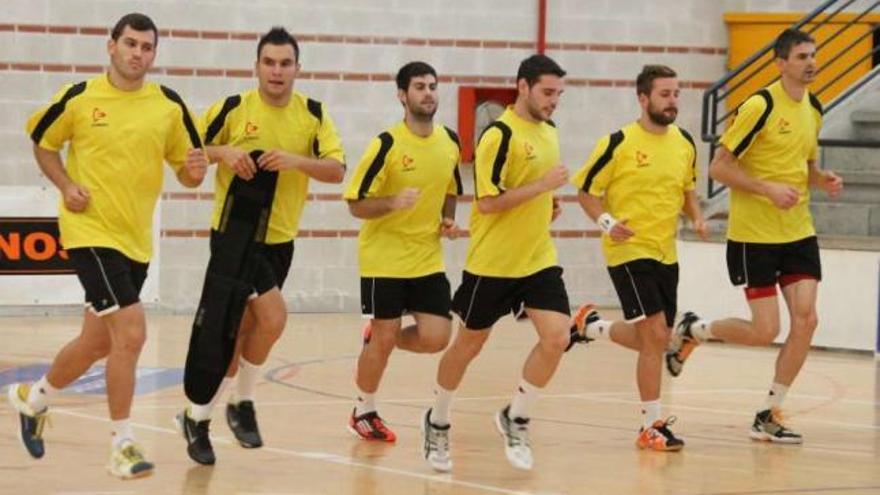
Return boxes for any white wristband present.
[597,212,617,234]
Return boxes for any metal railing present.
[701,0,880,198]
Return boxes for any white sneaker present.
[494,406,533,470]
[420,408,452,472]
[107,439,154,479]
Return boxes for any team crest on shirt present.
[524,141,536,160]
[91,108,108,127]
[243,121,260,140]
[778,118,792,135]
[635,150,650,168]
[402,154,415,172]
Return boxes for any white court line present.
[52,409,535,495]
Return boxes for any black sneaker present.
[749,408,803,444]
[7,383,50,459]
[566,304,600,351]
[177,409,215,465]
[227,400,263,448]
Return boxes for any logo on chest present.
[524,141,537,161]
[778,118,792,135]
[243,121,260,140]
[91,108,108,127]
[635,150,651,168]
[402,154,416,172]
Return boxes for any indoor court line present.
[50,408,543,495]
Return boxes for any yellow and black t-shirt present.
[466,107,559,278]
[200,89,345,244]
[26,73,201,263]
[572,122,697,267]
[719,80,822,243]
[343,122,462,278]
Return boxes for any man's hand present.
[551,196,562,222]
[692,217,709,240]
[608,219,635,243]
[817,170,843,199]
[218,146,257,180]
[440,217,462,239]
[184,148,209,182]
[62,182,90,212]
[390,187,420,211]
[763,182,800,210]
[539,165,569,192]
[257,150,306,172]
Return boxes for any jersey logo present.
[635,150,650,168]
[91,108,108,127]
[524,141,536,160]
[244,121,259,139]
[778,118,792,135]
[402,154,415,171]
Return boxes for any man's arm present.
[807,159,843,198]
[33,144,90,212]
[347,188,419,219]
[682,190,708,240]
[175,149,208,188]
[708,146,799,210]
[257,151,345,183]
[576,189,633,242]
[476,165,568,214]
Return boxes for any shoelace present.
[768,409,795,432]
[369,417,392,437]
[508,419,531,448]
[120,444,146,464]
[33,412,52,438]
[654,416,678,439]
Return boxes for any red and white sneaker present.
[347,408,397,442]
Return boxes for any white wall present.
[679,240,880,351]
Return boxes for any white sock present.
[236,358,261,404]
[508,379,540,420]
[690,319,714,341]
[431,384,454,426]
[355,391,376,416]
[641,400,661,428]
[111,419,134,448]
[189,377,232,421]
[761,382,789,411]
[585,319,612,340]
[27,376,59,412]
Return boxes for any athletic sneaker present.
[750,408,803,444]
[176,409,215,465]
[348,408,397,442]
[495,405,532,470]
[107,439,154,479]
[227,400,263,448]
[7,383,50,459]
[420,408,452,472]
[566,303,599,351]
[636,417,684,452]
[666,311,701,377]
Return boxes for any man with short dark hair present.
[343,61,463,445]
[667,29,843,443]
[420,54,570,472]
[176,26,345,465]
[8,12,207,479]
[569,64,705,451]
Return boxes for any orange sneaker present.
[348,408,397,442]
[566,303,599,351]
[636,417,684,452]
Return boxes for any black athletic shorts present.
[452,266,570,330]
[209,230,294,296]
[360,272,452,319]
[607,259,679,328]
[726,236,821,293]
[67,247,148,316]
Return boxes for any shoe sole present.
[748,430,803,444]
[493,412,532,470]
[346,424,396,443]
[637,441,684,452]
[107,466,155,480]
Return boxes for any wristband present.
[597,212,617,234]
